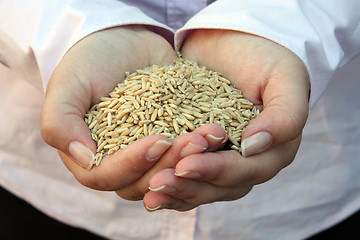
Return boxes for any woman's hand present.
[143,29,310,211]
[40,26,179,192]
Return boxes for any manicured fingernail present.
[175,171,201,179]
[147,140,172,162]
[241,132,272,157]
[221,136,228,145]
[205,134,224,151]
[145,204,168,212]
[68,141,94,170]
[149,185,176,194]
[180,142,207,159]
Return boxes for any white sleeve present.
[175,0,360,109]
[0,0,174,92]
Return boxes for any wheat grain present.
[85,56,259,167]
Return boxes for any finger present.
[41,26,177,169]
[115,131,208,200]
[181,29,309,157]
[148,168,251,203]
[114,124,228,200]
[59,134,172,191]
[240,55,310,157]
[193,123,228,151]
[41,70,97,169]
[175,135,302,187]
[145,169,251,212]
[144,169,201,212]
[40,31,126,169]
[144,191,196,212]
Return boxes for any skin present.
[41,26,176,192]
[40,26,223,200]
[41,27,310,212]
[143,29,310,211]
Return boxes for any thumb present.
[40,69,96,169]
[41,70,175,191]
[40,26,178,170]
[241,64,310,157]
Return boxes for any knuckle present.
[116,187,144,201]
[286,113,305,140]
[222,187,252,201]
[243,163,264,185]
[73,171,117,192]
[40,114,56,146]
[282,103,308,140]
[73,173,104,190]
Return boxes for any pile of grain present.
[85,57,259,167]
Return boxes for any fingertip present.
[205,134,226,151]
[85,135,173,190]
[194,123,228,151]
[241,132,272,157]
[174,170,201,179]
[148,168,177,189]
[164,131,208,161]
[143,191,172,212]
[241,103,307,156]
[41,105,98,170]
[68,141,95,170]
[174,150,242,184]
[180,142,207,159]
[146,139,173,162]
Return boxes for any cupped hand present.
[40,26,179,191]
[143,29,310,211]
[181,29,310,155]
[144,133,300,211]
[115,124,228,200]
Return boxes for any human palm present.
[41,26,179,191]
[143,29,310,211]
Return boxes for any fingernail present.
[145,204,169,212]
[180,142,207,159]
[205,134,224,151]
[175,171,201,179]
[241,132,272,157]
[147,140,172,162]
[221,136,228,145]
[149,185,176,194]
[68,141,94,170]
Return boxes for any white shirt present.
[0,0,359,239]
